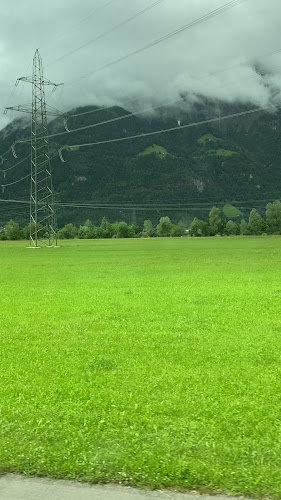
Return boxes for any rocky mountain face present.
[0,100,280,227]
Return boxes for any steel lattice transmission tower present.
[5,49,63,247]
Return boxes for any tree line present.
[0,216,186,240]
[189,201,281,236]
[1,201,281,240]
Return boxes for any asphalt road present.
[0,474,251,500]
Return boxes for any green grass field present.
[1,237,281,497]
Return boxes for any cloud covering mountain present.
[0,0,281,128]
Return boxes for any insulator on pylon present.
[3,171,6,179]
[11,143,18,158]
[0,156,3,165]
[2,186,4,193]
[58,149,66,162]
[64,119,70,132]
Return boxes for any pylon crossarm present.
[5,105,32,114]
[17,76,32,84]
[13,138,30,146]
[42,79,63,87]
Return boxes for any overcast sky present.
[0,0,280,128]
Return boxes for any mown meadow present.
[1,237,281,497]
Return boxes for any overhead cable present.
[0,152,58,188]
[0,198,30,204]
[2,154,30,175]
[17,67,279,145]
[47,0,168,67]
[40,0,118,51]
[0,173,30,189]
[60,104,280,149]
[65,0,249,86]
[63,69,280,137]
[52,197,279,208]
[49,43,281,122]
[0,198,277,210]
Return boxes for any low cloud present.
[1,0,281,128]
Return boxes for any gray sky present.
[0,0,280,128]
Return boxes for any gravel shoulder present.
[0,474,253,500]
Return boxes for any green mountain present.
[0,101,281,227]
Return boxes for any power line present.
[54,204,253,212]
[41,0,118,51]
[68,105,111,119]
[5,99,281,182]
[0,132,33,162]
[13,101,280,150]
[0,197,278,209]
[54,204,267,212]
[1,151,58,188]
[0,104,67,160]
[213,46,281,77]
[29,40,281,135]
[1,2,276,154]
[63,71,281,138]
[0,197,29,203]
[65,0,249,86]
[53,198,280,208]
[47,0,168,68]
[0,145,15,161]
[0,173,30,189]
[62,104,280,149]
[16,67,281,147]
[0,107,279,203]
[66,98,182,133]
[62,42,281,118]
[2,154,30,174]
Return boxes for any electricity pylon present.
[5,49,63,247]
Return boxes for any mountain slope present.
[0,101,281,226]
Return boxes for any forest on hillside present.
[0,100,281,227]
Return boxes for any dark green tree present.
[208,207,221,236]
[218,219,226,235]
[58,223,77,239]
[225,220,238,235]
[99,217,114,238]
[127,224,137,238]
[0,228,7,240]
[266,201,281,234]
[143,219,154,237]
[170,221,186,237]
[189,218,208,237]
[248,209,266,235]
[78,219,94,239]
[240,218,250,235]
[4,219,21,240]
[115,221,129,238]
[156,216,172,237]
